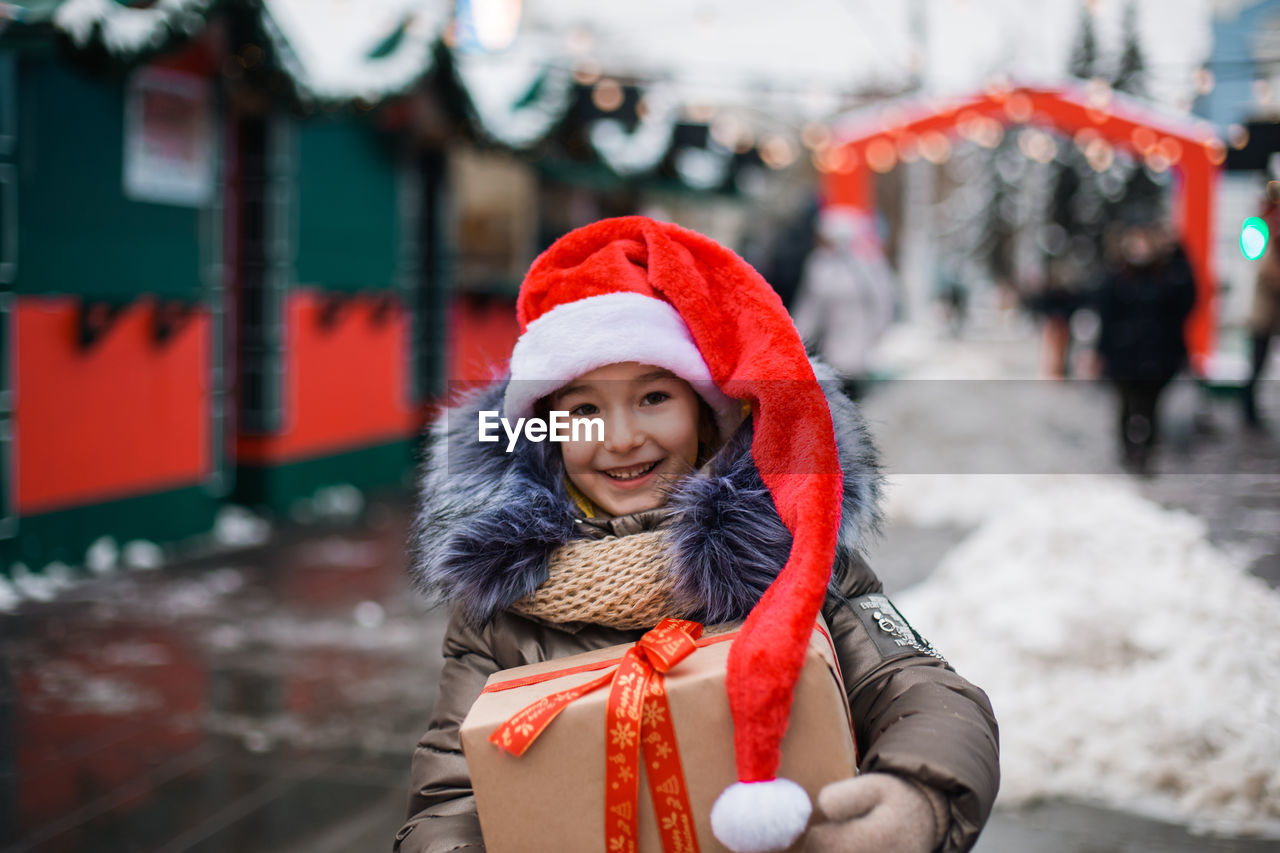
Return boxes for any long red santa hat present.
[505,216,845,853]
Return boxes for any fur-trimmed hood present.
[409,366,882,625]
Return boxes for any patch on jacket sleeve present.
[849,593,946,662]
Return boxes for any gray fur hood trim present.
[409,366,882,625]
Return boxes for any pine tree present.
[1047,4,1107,283]
[1112,0,1146,96]
[1069,2,1098,81]
[1110,0,1164,225]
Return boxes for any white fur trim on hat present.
[503,292,740,433]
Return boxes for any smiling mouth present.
[603,461,660,481]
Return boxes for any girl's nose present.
[603,413,645,453]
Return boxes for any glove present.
[804,772,947,853]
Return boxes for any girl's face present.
[550,362,702,517]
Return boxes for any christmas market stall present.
[0,0,837,588]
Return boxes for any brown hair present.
[694,398,722,467]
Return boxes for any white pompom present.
[710,779,812,853]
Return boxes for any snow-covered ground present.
[895,475,1280,836]
[866,324,1280,837]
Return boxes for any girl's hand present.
[804,773,945,853]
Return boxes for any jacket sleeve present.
[395,607,497,853]
[823,555,1000,853]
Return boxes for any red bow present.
[490,618,710,853]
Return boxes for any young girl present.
[398,217,999,853]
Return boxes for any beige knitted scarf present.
[509,529,685,629]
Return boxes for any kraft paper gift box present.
[460,620,857,853]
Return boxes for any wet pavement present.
[860,324,1280,593]
[3,326,1278,852]
[1136,421,1280,587]
[1,506,441,853]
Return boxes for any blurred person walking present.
[933,259,970,339]
[1031,258,1086,379]
[1095,222,1197,474]
[791,210,896,399]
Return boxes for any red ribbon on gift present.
[488,618,713,853]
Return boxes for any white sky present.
[257,0,1216,112]
[921,0,1214,107]
[526,0,1213,109]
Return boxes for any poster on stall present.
[123,68,215,207]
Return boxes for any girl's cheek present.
[561,437,601,455]
[558,440,600,476]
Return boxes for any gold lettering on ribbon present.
[676,817,697,853]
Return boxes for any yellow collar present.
[564,477,601,518]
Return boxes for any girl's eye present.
[569,403,598,417]
[641,391,670,406]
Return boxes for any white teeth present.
[604,461,659,481]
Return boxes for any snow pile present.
[289,483,366,523]
[85,535,120,574]
[213,506,270,547]
[0,577,19,612]
[6,563,61,602]
[123,539,164,570]
[311,483,365,518]
[898,477,1280,834]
